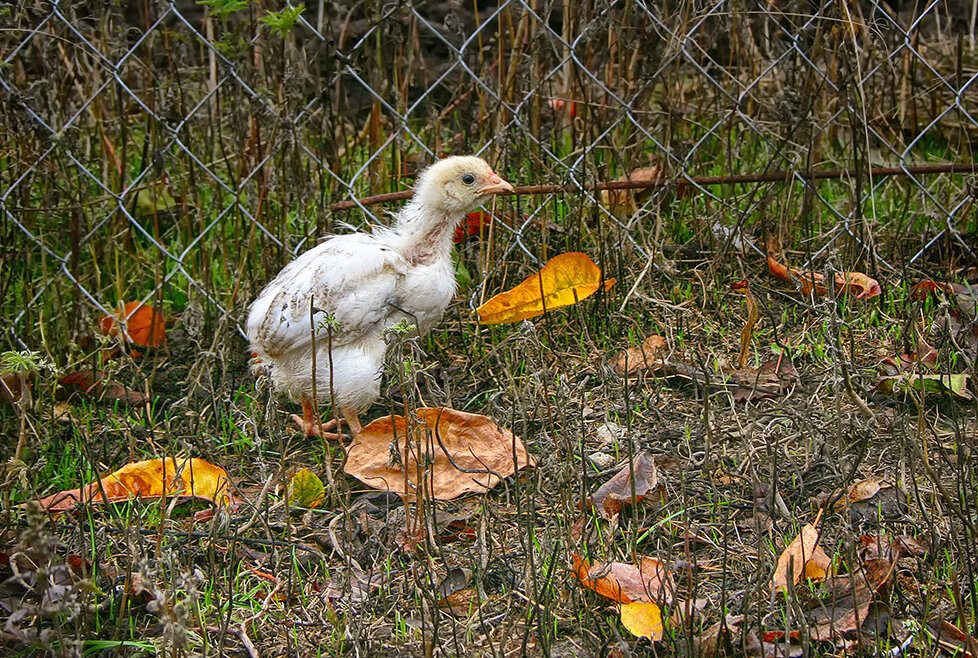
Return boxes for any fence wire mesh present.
[2,0,977,353]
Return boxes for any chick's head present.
[414,156,513,216]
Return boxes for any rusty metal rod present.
[329,162,975,211]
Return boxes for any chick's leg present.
[341,407,362,438]
[291,396,347,440]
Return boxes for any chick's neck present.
[392,198,465,266]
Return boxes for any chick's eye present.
[461,173,475,185]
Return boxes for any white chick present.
[247,156,513,439]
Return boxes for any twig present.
[329,163,977,210]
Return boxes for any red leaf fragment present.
[57,370,147,405]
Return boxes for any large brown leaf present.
[344,408,534,501]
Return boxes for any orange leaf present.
[98,301,166,356]
[572,554,675,605]
[35,457,238,512]
[344,407,535,501]
[476,252,614,324]
[766,255,880,300]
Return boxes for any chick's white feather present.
[247,156,512,421]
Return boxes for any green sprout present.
[198,0,249,20]
[261,4,305,37]
[1,350,53,376]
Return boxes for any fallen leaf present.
[848,479,883,502]
[344,407,535,501]
[732,279,760,368]
[877,373,973,400]
[772,520,829,592]
[879,340,938,376]
[910,281,978,319]
[57,370,147,405]
[729,355,798,403]
[288,468,325,508]
[590,452,658,517]
[476,252,615,324]
[35,457,238,512]
[1,373,27,405]
[766,254,880,300]
[610,334,667,375]
[619,601,664,641]
[572,554,675,605]
[98,301,166,357]
[600,168,665,215]
[926,620,978,658]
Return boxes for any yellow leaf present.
[288,468,325,508]
[35,457,238,512]
[476,252,614,324]
[619,601,664,641]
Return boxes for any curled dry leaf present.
[728,355,798,403]
[344,407,535,501]
[610,334,667,376]
[766,255,881,300]
[57,370,147,405]
[926,620,978,658]
[35,457,238,512]
[849,479,883,502]
[98,301,166,357]
[476,252,615,324]
[590,452,658,517]
[599,167,665,215]
[732,279,760,368]
[1,372,27,405]
[772,520,831,592]
[572,553,675,605]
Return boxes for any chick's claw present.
[291,414,348,440]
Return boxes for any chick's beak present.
[478,172,515,196]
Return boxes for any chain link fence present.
[2,0,977,353]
